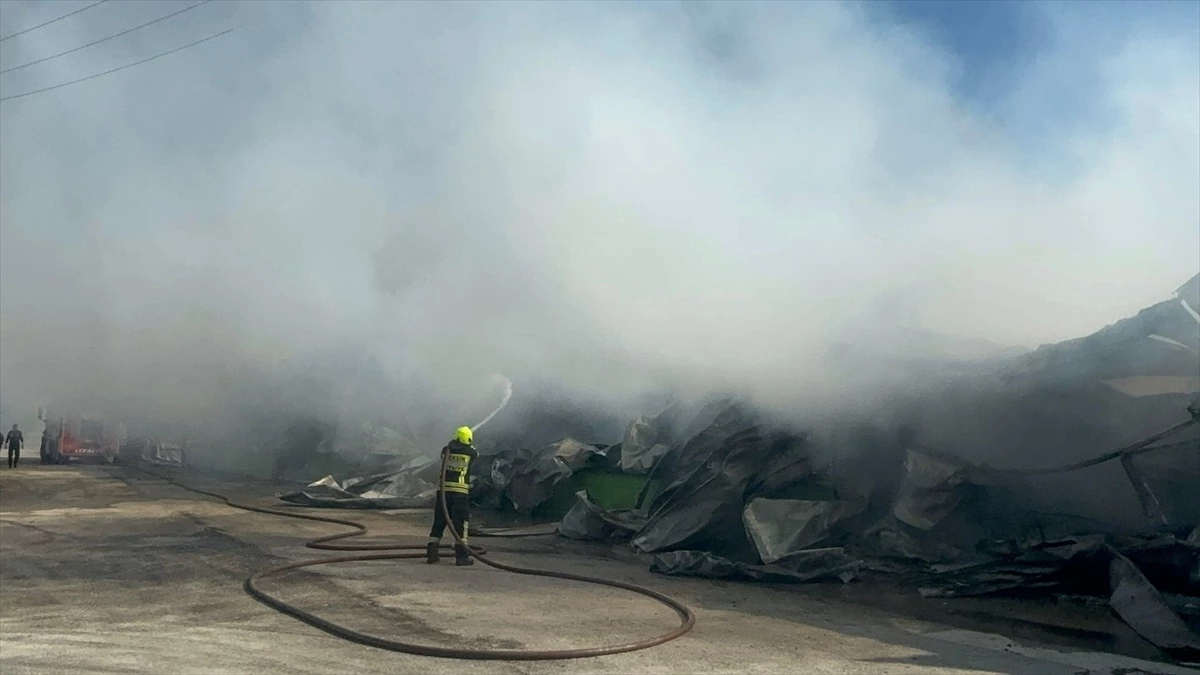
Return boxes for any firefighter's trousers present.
[428,490,470,545]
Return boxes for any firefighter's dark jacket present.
[439,439,477,494]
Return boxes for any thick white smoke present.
[0,1,1196,433]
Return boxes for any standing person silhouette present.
[426,426,477,566]
[5,424,25,468]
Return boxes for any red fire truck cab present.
[38,406,125,465]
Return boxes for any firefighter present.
[426,426,477,566]
[5,424,24,469]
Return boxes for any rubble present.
[278,457,439,509]
[121,436,185,466]
[280,274,1200,660]
[743,497,868,564]
[505,439,609,514]
[891,450,972,530]
[650,548,862,584]
[618,415,672,474]
[1108,548,1200,658]
[557,490,646,541]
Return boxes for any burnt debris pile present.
[280,275,1200,659]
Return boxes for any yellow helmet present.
[454,426,474,446]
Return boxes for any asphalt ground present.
[1,463,1193,675]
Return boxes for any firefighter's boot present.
[455,544,474,566]
[425,542,440,564]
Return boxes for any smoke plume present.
[1,1,1197,443]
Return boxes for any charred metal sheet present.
[892,450,971,530]
[743,498,867,564]
[1108,549,1200,659]
[650,548,861,584]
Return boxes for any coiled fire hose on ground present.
[136,467,694,660]
[134,379,695,660]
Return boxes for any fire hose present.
[136,379,695,660]
[136,463,694,660]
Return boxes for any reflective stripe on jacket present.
[440,439,477,494]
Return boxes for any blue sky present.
[877,0,1200,101]
[871,0,1199,161]
[875,0,1049,103]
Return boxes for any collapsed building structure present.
[280,275,1200,660]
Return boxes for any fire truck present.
[38,405,125,465]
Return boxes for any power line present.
[2,1,214,76]
[0,24,242,102]
[0,0,110,43]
